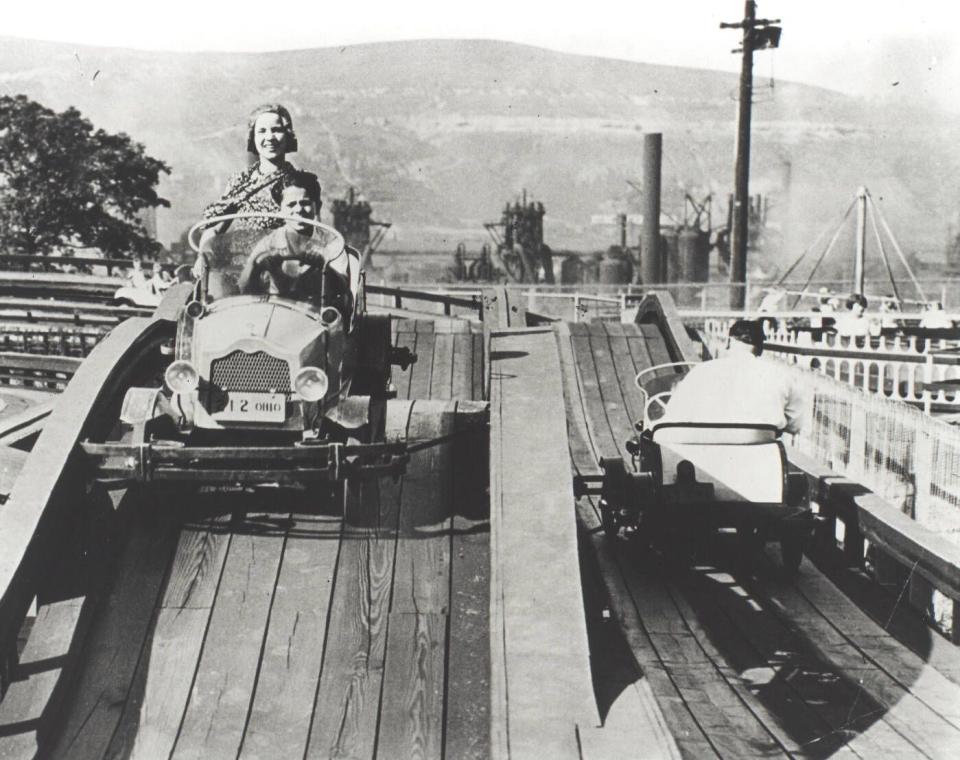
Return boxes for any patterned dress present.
[202,160,299,231]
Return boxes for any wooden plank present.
[451,332,474,401]
[102,510,233,760]
[0,599,83,759]
[554,323,602,478]
[378,613,446,759]
[45,506,178,760]
[303,404,412,760]
[613,543,792,759]
[393,330,417,402]
[429,332,455,401]
[586,321,635,456]
[471,331,484,401]
[238,511,342,760]
[481,287,508,332]
[602,321,647,428]
[621,322,655,375]
[567,322,620,460]
[444,401,490,760]
[581,516,714,758]
[578,681,683,760]
[638,323,674,369]
[797,570,960,729]
[390,400,453,615]
[408,330,436,401]
[489,328,598,759]
[751,568,960,756]
[170,522,286,759]
[634,291,701,364]
[669,573,858,759]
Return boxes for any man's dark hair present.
[728,319,764,353]
[272,170,322,208]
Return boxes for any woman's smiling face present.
[253,112,287,160]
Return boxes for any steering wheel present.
[186,213,345,256]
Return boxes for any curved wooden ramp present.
[0,316,489,760]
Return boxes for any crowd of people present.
[757,285,957,337]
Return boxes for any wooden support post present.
[953,600,960,645]
[908,571,935,618]
[843,519,865,568]
[847,404,867,481]
[913,429,933,522]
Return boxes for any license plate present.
[213,392,286,423]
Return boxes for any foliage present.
[0,94,170,257]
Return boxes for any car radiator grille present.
[210,350,291,393]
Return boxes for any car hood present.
[190,298,329,374]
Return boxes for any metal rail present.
[366,283,482,316]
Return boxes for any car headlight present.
[294,366,329,402]
[165,360,199,393]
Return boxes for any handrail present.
[0,296,152,321]
[0,253,166,274]
[366,283,482,315]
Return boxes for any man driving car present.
[659,319,807,436]
[238,171,352,316]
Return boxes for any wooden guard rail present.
[0,254,165,275]
[366,284,482,317]
[788,447,960,643]
[0,318,172,695]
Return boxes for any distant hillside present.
[1,37,958,276]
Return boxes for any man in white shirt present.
[660,319,807,436]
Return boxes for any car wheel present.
[599,497,619,540]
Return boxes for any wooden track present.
[0,316,489,760]
[557,318,960,759]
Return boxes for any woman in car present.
[202,103,303,232]
[197,104,312,292]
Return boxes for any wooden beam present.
[489,327,599,759]
[633,291,701,364]
[0,318,170,660]
[787,446,960,605]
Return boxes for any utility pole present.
[721,1,781,309]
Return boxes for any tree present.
[0,94,170,258]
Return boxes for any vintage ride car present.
[82,212,411,485]
[597,361,814,573]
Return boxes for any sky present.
[6,0,960,110]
